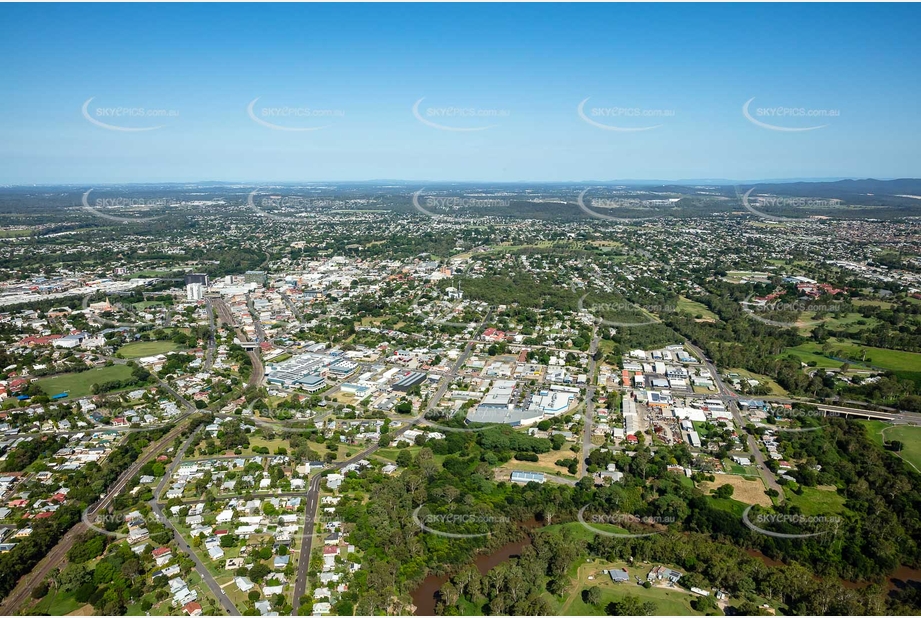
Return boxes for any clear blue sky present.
[1,2,919,184]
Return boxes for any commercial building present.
[465,406,543,426]
[186,283,203,301]
[392,371,427,392]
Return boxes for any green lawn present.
[35,364,134,398]
[782,338,921,379]
[563,582,700,616]
[676,297,719,321]
[32,589,85,615]
[863,420,921,473]
[785,486,848,516]
[706,497,749,518]
[118,340,180,358]
[537,521,631,544]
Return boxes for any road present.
[0,416,196,614]
[150,427,241,616]
[292,310,492,612]
[581,330,600,477]
[684,340,785,499]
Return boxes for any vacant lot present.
[36,364,134,398]
[785,486,848,516]
[676,296,719,322]
[701,474,771,507]
[118,340,180,358]
[496,450,580,481]
[728,367,788,396]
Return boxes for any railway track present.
[0,415,197,614]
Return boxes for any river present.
[746,549,921,591]
[411,521,541,615]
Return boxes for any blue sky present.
[1,2,919,184]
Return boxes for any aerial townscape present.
[0,180,918,617]
[2,2,921,617]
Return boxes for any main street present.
[684,341,784,499]
[581,329,600,477]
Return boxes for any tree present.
[714,483,734,499]
[583,586,602,606]
[396,449,413,468]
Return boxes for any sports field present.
[35,364,134,398]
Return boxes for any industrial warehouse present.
[265,352,358,391]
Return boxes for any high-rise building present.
[186,283,204,301]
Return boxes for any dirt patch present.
[702,474,772,507]
[66,605,94,616]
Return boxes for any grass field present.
[538,521,631,544]
[35,364,134,398]
[804,312,879,332]
[701,474,771,507]
[863,420,921,473]
[548,556,701,616]
[118,340,180,358]
[782,338,921,378]
[31,589,85,615]
[676,297,719,321]
[495,450,580,480]
[785,486,848,516]
[706,496,749,518]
